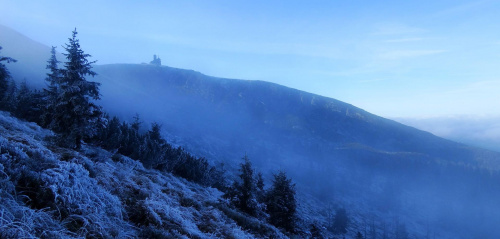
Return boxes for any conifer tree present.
[266,170,297,232]
[13,81,31,118]
[2,79,17,112]
[100,115,122,150]
[238,154,258,215]
[225,154,259,216]
[256,171,265,201]
[141,122,166,168]
[42,46,61,126]
[49,29,102,148]
[0,46,17,109]
[45,46,61,96]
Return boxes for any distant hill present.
[3,24,500,238]
[0,24,64,88]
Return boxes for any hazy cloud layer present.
[395,115,500,152]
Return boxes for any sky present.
[1,0,500,118]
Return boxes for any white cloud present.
[394,114,500,151]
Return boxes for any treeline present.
[0,31,225,188]
[0,30,306,234]
[224,155,298,232]
[97,115,226,188]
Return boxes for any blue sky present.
[1,0,500,118]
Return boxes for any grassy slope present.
[0,111,287,238]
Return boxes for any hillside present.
[93,64,500,238]
[0,110,290,238]
[0,25,60,89]
[95,63,500,172]
[3,24,500,238]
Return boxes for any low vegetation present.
[0,30,319,238]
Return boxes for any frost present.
[0,111,287,238]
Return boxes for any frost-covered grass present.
[0,111,287,238]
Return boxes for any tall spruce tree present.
[50,29,102,148]
[45,46,61,95]
[0,46,17,109]
[266,170,297,232]
[42,46,61,126]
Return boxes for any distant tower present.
[150,54,161,66]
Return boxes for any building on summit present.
[150,54,161,66]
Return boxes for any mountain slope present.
[0,110,288,238]
[93,64,500,238]
[3,24,500,238]
[94,63,500,170]
[0,25,63,88]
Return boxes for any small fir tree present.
[140,122,166,168]
[0,46,17,109]
[13,81,32,118]
[2,79,17,112]
[266,170,297,232]
[225,154,259,216]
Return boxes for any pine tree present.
[0,46,17,109]
[13,81,32,118]
[41,46,61,127]
[2,79,17,112]
[100,116,122,150]
[266,170,297,232]
[45,46,61,96]
[356,231,365,239]
[238,154,258,215]
[49,29,102,149]
[141,122,166,168]
[256,171,265,202]
[225,154,259,216]
[117,114,142,158]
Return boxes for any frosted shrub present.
[41,161,133,237]
[0,111,289,238]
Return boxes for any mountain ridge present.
[93,63,500,171]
